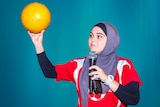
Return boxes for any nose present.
[91,36,97,42]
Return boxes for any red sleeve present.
[121,59,142,86]
[55,60,77,83]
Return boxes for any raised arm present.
[28,30,57,78]
[28,30,45,54]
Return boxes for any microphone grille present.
[89,51,97,59]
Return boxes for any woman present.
[28,22,142,107]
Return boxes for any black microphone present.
[88,51,102,94]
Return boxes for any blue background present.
[0,0,160,107]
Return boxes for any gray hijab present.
[80,22,120,107]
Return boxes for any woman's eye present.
[90,34,93,38]
[97,35,103,39]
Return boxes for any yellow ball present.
[21,2,51,33]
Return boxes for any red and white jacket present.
[55,57,142,107]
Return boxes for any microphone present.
[89,51,97,69]
[88,51,102,94]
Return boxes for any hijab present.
[80,22,120,107]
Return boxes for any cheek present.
[88,39,91,46]
[98,41,106,51]
[98,42,104,46]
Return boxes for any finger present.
[89,71,98,76]
[91,74,99,80]
[28,31,36,37]
[89,65,99,70]
[41,30,45,34]
[38,31,44,40]
[27,31,32,37]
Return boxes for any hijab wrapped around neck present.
[80,22,120,107]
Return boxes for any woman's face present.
[88,26,107,54]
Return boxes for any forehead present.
[91,26,106,35]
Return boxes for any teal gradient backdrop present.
[0,0,160,107]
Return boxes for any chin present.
[90,49,97,53]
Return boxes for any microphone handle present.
[89,58,96,93]
[89,58,102,94]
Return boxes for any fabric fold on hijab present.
[80,22,120,107]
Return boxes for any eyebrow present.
[90,32,106,37]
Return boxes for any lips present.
[91,42,97,46]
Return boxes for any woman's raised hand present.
[28,30,45,54]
